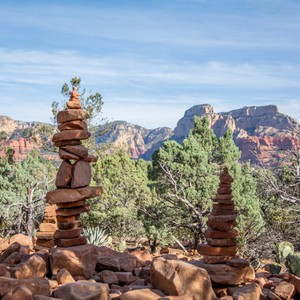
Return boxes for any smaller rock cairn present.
[35,204,57,249]
[198,167,239,263]
[46,87,102,248]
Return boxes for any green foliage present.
[285,252,300,276]
[0,131,7,140]
[268,263,282,275]
[0,150,56,236]
[83,150,151,239]
[150,116,264,249]
[83,226,111,247]
[116,240,127,252]
[276,241,295,262]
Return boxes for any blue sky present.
[0,0,300,129]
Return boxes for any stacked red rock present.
[198,167,239,264]
[35,204,58,249]
[46,87,102,248]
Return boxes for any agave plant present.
[83,226,111,247]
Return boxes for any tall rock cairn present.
[198,167,239,264]
[46,87,102,248]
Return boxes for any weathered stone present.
[115,272,136,284]
[198,244,238,256]
[129,249,152,266]
[71,160,92,188]
[151,258,216,300]
[206,220,237,231]
[0,238,9,252]
[46,187,102,204]
[36,232,54,239]
[10,234,33,248]
[39,223,57,232]
[268,290,282,300]
[203,256,236,264]
[51,244,97,278]
[96,246,137,272]
[274,281,295,300]
[3,252,21,266]
[59,148,81,160]
[226,258,250,267]
[54,228,83,239]
[190,261,255,286]
[228,283,261,300]
[53,282,110,300]
[207,238,237,247]
[98,270,118,285]
[0,242,21,263]
[55,140,82,147]
[119,289,166,300]
[33,296,62,300]
[67,100,81,109]
[15,254,47,279]
[205,228,239,239]
[217,186,232,195]
[56,214,80,223]
[0,277,50,297]
[52,130,90,143]
[289,275,300,294]
[57,109,87,124]
[0,264,7,276]
[58,220,82,230]
[56,205,89,217]
[65,145,89,159]
[57,268,75,284]
[56,160,73,188]
[84,154,98,163]
[208,214,237,223]
[35,239,55,248]
[58,120,87,132]
[55,236,87,248]
[213,194,233,201]
[57,200,85,208]
[2,285,33,300]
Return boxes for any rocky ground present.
[0,234,299,300]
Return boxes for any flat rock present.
[207,238,237,247]
[190,261,255,286]
[151,257,216,300]
[0,242,21,263]
[57,220,82,230]
[57,200,85,208]
[228,283,261,300]
[98,270,118,285]
[15,254,47,279]
[56,205,89,216]
[0,238,9,252]
[67,100,82,109]
[55,236,87,248]
[96,246,137,272]
[2,285,33,300]
[39,223,57,232]
[274,281,295,300]
[205,228,239,239]
[208,214,237,222]
[65,145,89,159]
[46,186,103,204]
[226,258,250,267]
[120,288,166,300]
[57,268,76,284]
[53,282,110,300]
[84,154,98,163]
[51,244,97,278]
[59,148,80,160]
[206,219,237,231]
[54,228,83,239]
[52,130,90,143]
[0,277,50,297]
[58,120,87,131]
[57,109,87,123]
[203,256,236,264]
[55,140,82,147]
[56,160,73,188]
[9,234,33,248]
[198,244,238,256]
[71,160,92,188]
[56,214,80,223]
[35,239,55,248]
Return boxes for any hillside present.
[0,104,299,165]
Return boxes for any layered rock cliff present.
[173,104,299,165]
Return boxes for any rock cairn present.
[35,204,57,249]
[198,167,239,264]
[46,87,102,248]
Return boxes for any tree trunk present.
[27,187,34,236]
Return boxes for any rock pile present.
[46,87,102,248]
[35,204,58,249]
[198,166,238,264]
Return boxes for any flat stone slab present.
[190,260,255,286]
[57,200,85,208]
[207,238,237,247]
[46,187,102,204]
[56,206,89,217]
[65,145,88,159]
[54,236,87,248]
[205,228,239,239]
[207,219,237,231]
[58,120,87,131]
[197,244,238,256]
[52,130,90,143]
[57,109,87,123]
[59,148,80,160]
[208,214,237,222]
[66,100,81,109]
[54,140,82,148]
[57,220,82,230]
[203,255,237,264]
[54,228,83,240]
